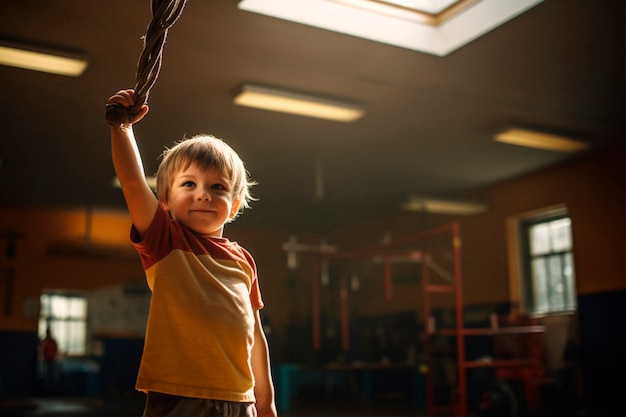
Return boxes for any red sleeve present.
[241,246,264,309]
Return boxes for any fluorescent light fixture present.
[233,83,364,122]
[0,40,88,77]
[402,196,488,215]
[494,127,589,153]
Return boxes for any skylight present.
[328,0,476,25]
[370,0,461,15]
[239,0,544,56]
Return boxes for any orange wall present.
[329,145,625,308]
[0,206,295,334]
[0,145,623,333]
[0,209,145,331]
[461,145,625,298]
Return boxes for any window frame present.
[507,205,578,317]
[39,291,88,357]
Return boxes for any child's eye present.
[211,183,227,191]
[182,181,195,188]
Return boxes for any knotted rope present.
[106,0,187,125]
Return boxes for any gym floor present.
[1,395,422,417]
[0,395,586,417]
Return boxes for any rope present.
[106,0,187,125]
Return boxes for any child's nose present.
[197,190,211,201]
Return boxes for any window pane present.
[68,298,87,319]
[39,293,88,356]
[562,253,577,310]
[50,295,69,318]
[531,258,549,313]
[529,224,550,255]
[547,255,564,311]
[40,295,50,317]
[550,218,572,252]
[522,212,577,316]
[53,321,68,354]
[66,321,87,355]
[38,319,48,339]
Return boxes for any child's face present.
[162,164,241,237]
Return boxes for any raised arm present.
[107,89,159,239]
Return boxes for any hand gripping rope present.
[105,0,187,125]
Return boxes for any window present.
[39,293,88,356]
[519,210,577,315]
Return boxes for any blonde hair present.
[156,135,256,220]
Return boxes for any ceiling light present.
[0,39,88,77]
[233,83,365,122]
[494,127,588,153]
[402,196,488,215]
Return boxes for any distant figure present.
[38,328,60,395]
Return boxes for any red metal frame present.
[286,222,465,412]
[421,222,466,416]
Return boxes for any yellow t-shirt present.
[131,206,263,402]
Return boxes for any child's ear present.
[230,200,241,218]
[160,200,171,214]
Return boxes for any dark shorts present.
[143,392,256,417]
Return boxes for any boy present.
[106,89,277,417]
